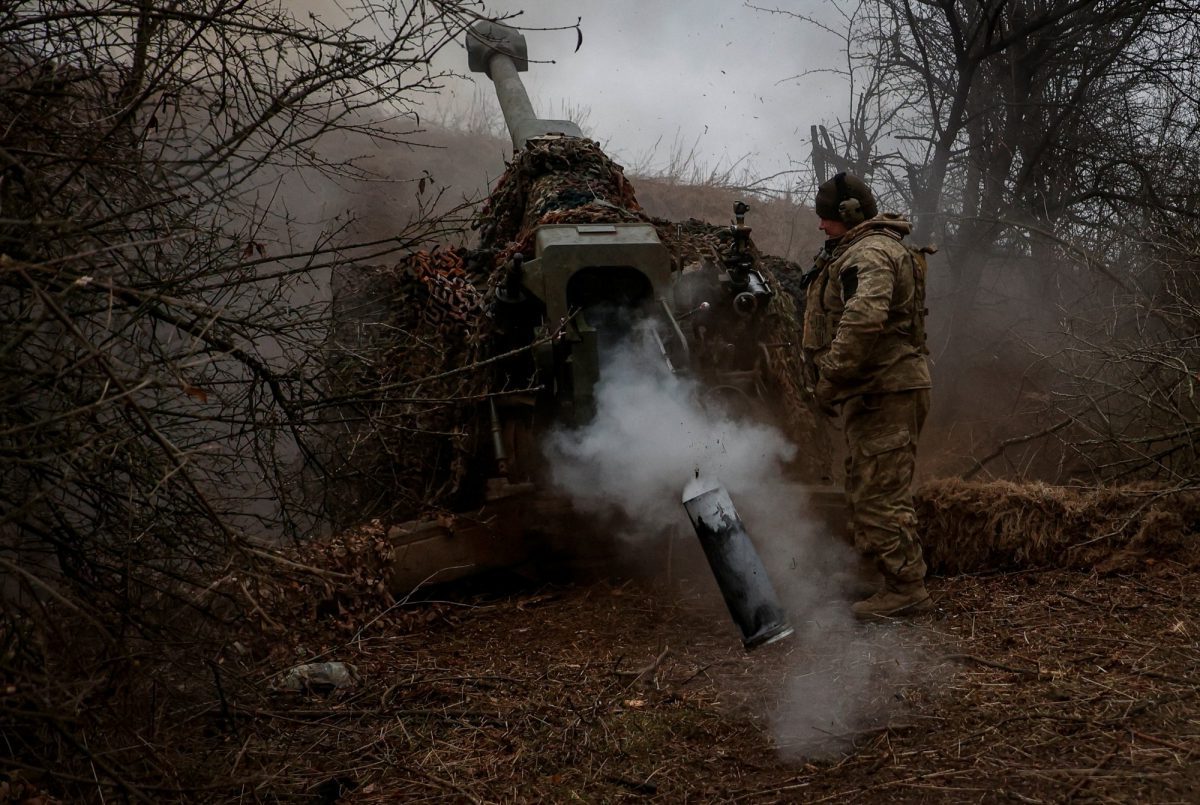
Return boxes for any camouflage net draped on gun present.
[475,137,646,261]
[323,248,492,522]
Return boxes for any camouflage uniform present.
[802,214,931,590]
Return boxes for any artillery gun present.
[467,19,782,435]
[325,22,836,645]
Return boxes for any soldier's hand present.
[814,377,839,417]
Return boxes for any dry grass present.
[14,515,1197,802]
[916,479,1200,575]
[129,559,1199,803]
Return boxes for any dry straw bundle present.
[915,478,1200,574]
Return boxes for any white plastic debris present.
[276,662,358,693]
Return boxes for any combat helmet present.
[814,172,878,225]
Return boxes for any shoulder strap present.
[907,244,935,354]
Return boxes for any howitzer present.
[328,21,843,643]
[468,21,793,646]
[469,21,782,424]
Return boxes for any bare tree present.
[767,0,1200,482]
[779,1,1194,290]
[0,0,497,795]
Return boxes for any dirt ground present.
[230,554,1200,804]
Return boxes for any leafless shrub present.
[0,0,499,796]
[1017,228,1200,484]
[764,1,1200,482]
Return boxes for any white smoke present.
[542,321,794,536]
[542,322,922,759]
[767,613,921,759]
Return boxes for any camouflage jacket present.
[801,214,931,402]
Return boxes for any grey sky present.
[437,1,842,186]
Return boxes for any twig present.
[0,557,115,647]
[349,565,473,645]
[239,580,285,633]
[614,646,670,686]
[962,417,1074,480]
[1056,590,1098,607]
[243,546,356,580]
[207,659,238,738]
[1129,729,1195,758]
[946,653,1041,677]
[1062,744,1118,801]
[603,774,658,795]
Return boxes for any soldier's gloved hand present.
[814,377,839,417]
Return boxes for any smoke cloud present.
[542,321,795,537]
[542,323,922,759]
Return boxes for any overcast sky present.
[433,1,843,188]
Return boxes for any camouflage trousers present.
[842,389,930,585]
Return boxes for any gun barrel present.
[466,20,583,151]
[487,52,538,146]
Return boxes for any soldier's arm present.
[816,243,895,384]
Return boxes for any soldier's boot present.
[852,541,931,619]
[851,578,932,620]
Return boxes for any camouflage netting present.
[915,479,1200,574]
[323,248,493,522]
[474,136,646,259]
[257,519,400,628]
[325,137,826,522]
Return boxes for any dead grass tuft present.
[916,479,1200,574]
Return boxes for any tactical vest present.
[801,222,932,397]
[803,234,930,351]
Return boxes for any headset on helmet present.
[835,172,866,226]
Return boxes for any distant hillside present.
[633,177,821,265]
[335,123,820,265]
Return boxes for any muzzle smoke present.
[542,321,795,537]
[542,321,920,758]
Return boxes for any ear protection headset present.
[835,172,866,226]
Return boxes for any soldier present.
[801,173,933,618]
